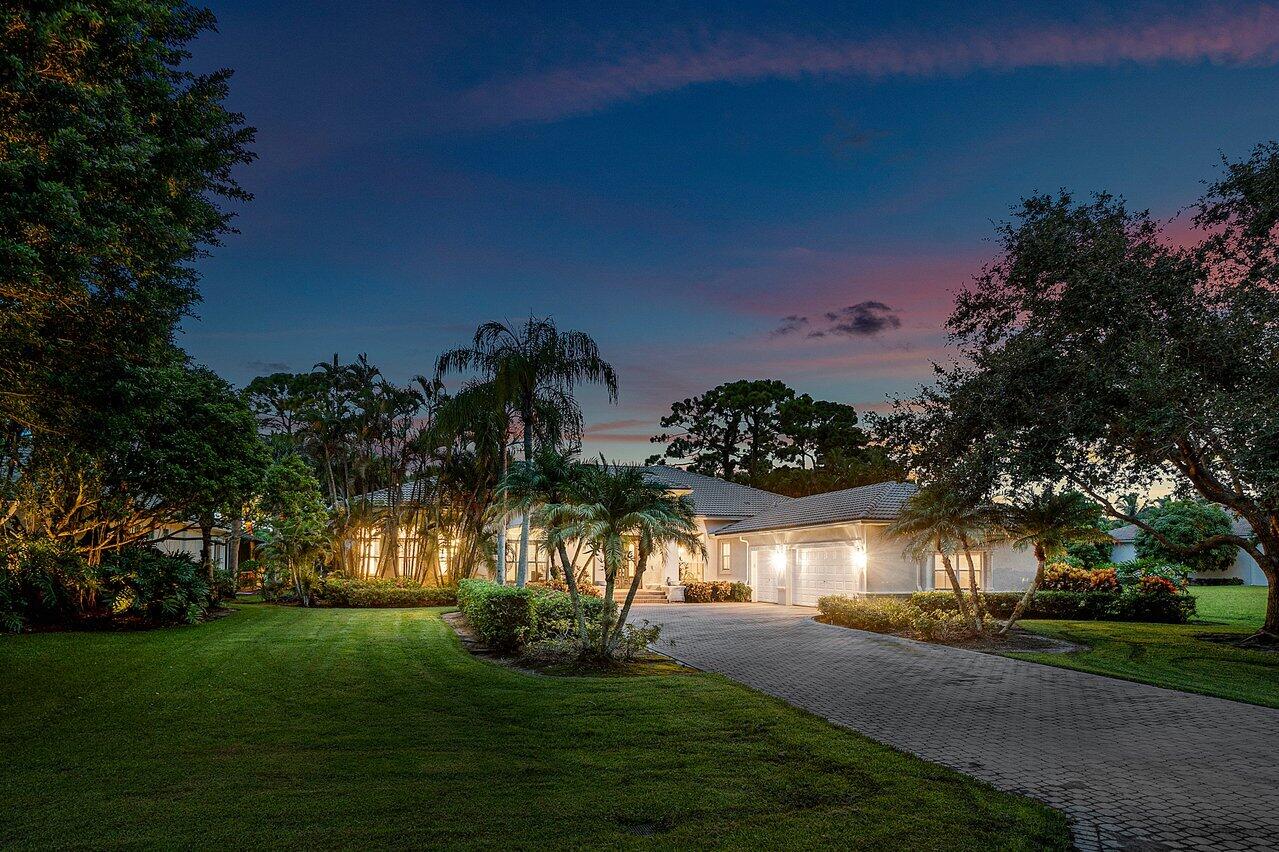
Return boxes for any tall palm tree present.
[887,485,999,627]
[500,446,592,639]
[554,462,701,655]
[997,489,1111,635]
[435,317,618,587]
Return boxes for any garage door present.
[793,545,864,607]
[749,547,781,604]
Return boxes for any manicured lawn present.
[0,604,1067,850]
[1012,586,1279,708]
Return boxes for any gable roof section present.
[714,481,919,535]
[640,465,784,519]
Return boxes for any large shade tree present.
[882,142,1279,642]
[435,318,618,586]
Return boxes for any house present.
[1109,518,1268,585]
[502,467,1038,606]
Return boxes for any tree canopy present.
[878,141,1279,640]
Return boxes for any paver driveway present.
[634,603,1279,851]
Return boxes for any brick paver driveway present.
[634,603,1279,851]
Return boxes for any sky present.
[183,0,1279,459]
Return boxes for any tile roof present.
[353,479,435,507]
[639,465,784,519]
[714,481,919,535]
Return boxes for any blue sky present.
[183,1,1279,457]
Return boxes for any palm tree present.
[997,489,1111,635]
[499,446,592,639]
[554,462,701,655]
[887,485,999,627]
[435,317,618,587]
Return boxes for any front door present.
[750,546,781,604]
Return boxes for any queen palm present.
[554,462,702,655]
[436,317,618,586]
[500,446,592,639]
[997,489,1111,635]
[887,485,999,628]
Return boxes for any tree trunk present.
[517,409,533,586]
[555,540,589,642]
[1242,546,1279,646]
[228,514,242,594]
[960,534,983,631]
[495,450,508,585]
[199,513,215,593]
[937,540,970,620]
[598,557,618,654]
[610,546,649,653]
[1001,544,1045,635]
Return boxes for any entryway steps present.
[612,588,667,604]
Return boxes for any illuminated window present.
[719,541,732,575]
[934,553,985,590]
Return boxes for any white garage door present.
[749,547,782,604]
[793,545,864,607]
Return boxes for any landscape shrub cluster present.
[524,578,603,597]
[820,569,1197,640]
[683,580,752,603]
[313,577,458,608]
[456,578,608,653]
[1,543,212,632]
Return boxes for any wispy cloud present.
[459,4,1279,125]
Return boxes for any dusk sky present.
[183,1,1279,459]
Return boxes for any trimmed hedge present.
[684,581,752,603]
[456,579,606,653]
[314,577,457,608]
[1189,576,1244,586]
[525,578,603,598]
[908,582,1195,624]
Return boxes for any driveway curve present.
[633,603,1279,851]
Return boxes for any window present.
[678,542,706,582]
[719,541,732,576]
[934,552,985,590]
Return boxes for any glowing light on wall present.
[852,539,868,570]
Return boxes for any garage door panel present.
[794,545,864,607]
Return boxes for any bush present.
[525,578,603,597]
[1111,576,1196,623]
[314,577,457,608]
[1189,576,1244,586]
[818,596,914,633]
[684,580,751,603]
[525,585,605,642]
[0,540,95,630]
[1118,557,1191,590]
[212,568,237,601]
[457,579,534,652]
[99,547,210,626]
[819,595,988,641]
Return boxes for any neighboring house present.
[505,468,1037,607]
[1109,518,1268,585]
[147,522,232,570]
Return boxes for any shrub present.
[1042,562,1094,592]
[1089,567,1121,593]
[1189,576,1244,586]
[212,568,237,601]
[314,577,457,608]
[684,580,752,603]
[1109,575,1196,623]
[818,596,914,633]
[525,585,605,642]
[525,578,603,597]
[457,579,534,652]
[0,540,95,630]
[1118,557,1191,590]
[99,547,210,626]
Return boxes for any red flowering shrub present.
[1088,568,1120,593]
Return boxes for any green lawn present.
[0,604,1067,850]
[1013,586,1279,708]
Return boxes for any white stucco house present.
[503,466,1038,606]
[1109,518,1268,586]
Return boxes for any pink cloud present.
[460,4,1279,125]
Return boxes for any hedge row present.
[313,577,457,608]
[684,581,752,603]
[456,579,605,652]
[909,579,1195,624]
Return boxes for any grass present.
[0,603,1068,850]
[1012,586,1279,708]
